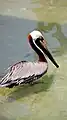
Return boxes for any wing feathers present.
[0,61,47,87]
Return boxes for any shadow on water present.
[7,74,54,101]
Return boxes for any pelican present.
[0,30,59,88]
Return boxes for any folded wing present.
[0,61,47,87]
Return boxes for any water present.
[0,15,37,74]
[0,0,67,120]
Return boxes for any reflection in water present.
[0,74,54,120]
[0,74,54,100]
[32,0,67,57]
[7,74,54,100]
[37,22,67,56]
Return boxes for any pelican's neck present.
[29,38,47,62]
[38,54,47,62]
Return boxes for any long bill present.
[44,48,59,68]
[39,39,59,68]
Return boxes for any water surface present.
[0,0,67,120]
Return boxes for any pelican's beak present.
[40,40,59,68]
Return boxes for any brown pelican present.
[0,30,59,88]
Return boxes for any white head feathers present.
[30,30,44,40]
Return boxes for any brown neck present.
[38,54,47,62]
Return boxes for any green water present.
[0,0,67,120]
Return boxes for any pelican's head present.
[29,30,44,40]
[28,30,59,68]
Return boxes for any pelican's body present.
[0,30,59,88]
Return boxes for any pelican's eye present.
[36,36,44,41]
[39,36,44,41]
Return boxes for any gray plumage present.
[0,61,48,87]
